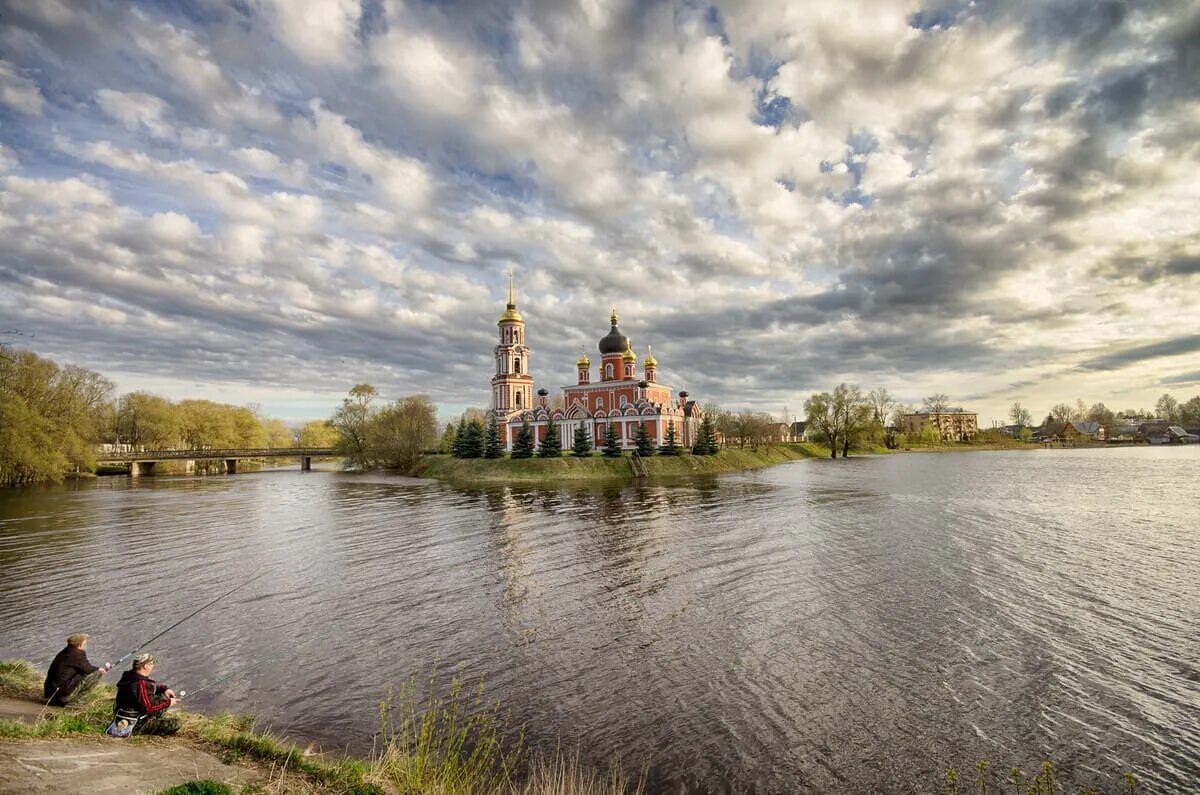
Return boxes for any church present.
[490,278,701,452]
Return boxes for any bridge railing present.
[96,447,339,463]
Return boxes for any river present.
[1,447,1197,793]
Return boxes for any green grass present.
[156,781,232,795]
[416,444,825,484]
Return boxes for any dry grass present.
[516,749,645,795]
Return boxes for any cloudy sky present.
[1,0,1197,425]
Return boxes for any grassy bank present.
[415,443,825,484]
[1,660,642,795]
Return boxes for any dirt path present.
[0,736,263,794]
[0,697,262,795]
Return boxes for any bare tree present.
[1008,401,1032,427]
[868,387,895,424]
[922,393,950,413]
[1050,403,1075,424]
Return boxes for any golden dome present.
[644,345,657,368]
[621,338,636,363]
[576,350,590,368]
[499,270,523,322]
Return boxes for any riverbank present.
[414,443,825,483]
[0,660,642,795]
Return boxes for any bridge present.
[96,447,339,476]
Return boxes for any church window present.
[515,391,522,408]
[605,363,613,379]
[515,330,521,343]
[595,397,603,410]
[514,358,521,374]
[620,396,627,408]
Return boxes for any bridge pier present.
[225,459,238,475]
[130,461,156,477]
[301,456,312,472]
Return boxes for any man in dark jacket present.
[43,633,111,706]
[113,653,180,735]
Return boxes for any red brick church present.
[491,278,701,452]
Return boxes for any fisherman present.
[43,633,112,706]
[111,653,180,736]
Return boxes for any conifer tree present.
[660,421,682,456]
[483,417,503,458]
[461,420,484,458]
[451,418,467,458]
[538,420,561,457]
[602,422,623,457]
[571,423,593,457]
[511,420,535,459]
[634,421,656,456]
[693,415,718,455]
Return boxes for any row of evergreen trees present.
[449,415,721,459]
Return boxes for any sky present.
[1,0,1198,426]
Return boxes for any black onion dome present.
[598,308,628,354]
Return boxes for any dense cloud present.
[0,0,1196,422]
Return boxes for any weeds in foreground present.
[0,660,42,698]
[156,781,232,795]
[518,748,646,795]
[375,665,525,794]
[945,760,1142,795]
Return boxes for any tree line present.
[1008,392,1200,433]
[1,347,336,487]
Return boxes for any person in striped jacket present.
[112,653,180,735]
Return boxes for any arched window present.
[515,330,521,343]
[619,395,627,408]
[595,397,603,410]
[515,391,522,408]
[605,363,613,379]
[514,358,521,374]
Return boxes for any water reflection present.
[0,450,1197,792]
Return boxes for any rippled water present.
[2,448,1198,792]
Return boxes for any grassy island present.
[414,443,826,484]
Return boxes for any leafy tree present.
[296,419,339,448]
[438,422,456,454]
[370,395,438,473]
[571,423,593,457]
[834,384,873,457]
[805,391,839,458]
[1156,393,1180,423]
[634,422,656,456]
[601,422,622,457]
[0,349,114,485]
[1181,396,1200,427]
[511,420,535,459]
[659,422,682,456]
[483,417,504,458]
[693,415,719,455]
[331,383,378,470]
[262,418,293,448]
[537,420,561,457]
[1008,401,1032,428]
[117,391,180,449]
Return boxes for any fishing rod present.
[114,570,268,668]
[177,651,288,699]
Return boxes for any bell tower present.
[492,271,532,414]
